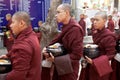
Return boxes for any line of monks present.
[2,3,120,80]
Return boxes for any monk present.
[115,31,120,80]
[41,3,84,80]
[0,11,41,80]
[3,13,14,52]
[107,15,115,32]
[79,11,116,80]
[110,18,120,80]
[78,14,86,35]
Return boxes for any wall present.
[0,0,50,29]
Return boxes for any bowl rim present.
[0,59,11,65]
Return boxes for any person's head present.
[80,14,85,19]
[6,13,12,21]
[55,3,72,24]
[108,5,111,10]
[94,11,107,30]
[102,3,105,7]
[10,11,31,35]
[108,15,112,20]
[38,21,43,27]
[84,2,87,6]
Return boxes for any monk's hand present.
[47,53,55,62]
[0,55,8,59]
[85,56,93,64]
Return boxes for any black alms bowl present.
[46,43,66,57]
[0,59,12,74]
[83,44,100,59]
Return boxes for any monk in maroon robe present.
[79,11,116,80]
[110,18,120,80]
[78,14,86,35]
[41,4,84,80]
[3,13,14,52]
[107,15,115,32]
[0,12,41,80]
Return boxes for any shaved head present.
[13,11,31,26]
[58,3,72,16]
[6,13,12,18]
[95,11,107,20]
[6,13,12,21]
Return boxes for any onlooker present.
[38,20,43,28]
[3,13,14,52]
[36,20,43,41]
[41,3,84,80]
[84,15,91,35]
[106,5,112,15]
[82,2,89,9]
[0,11,41,80]
[79,11,116,80]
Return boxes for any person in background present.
[0,11,41,80]
[112,9,119,30]
[78,14,86,35]
[92,3,98,10]
[38,20,43,28]
[37,20,43,41]
[106,5,112,15]
[79,11,116,80]
[84,15,91,36]
[82,2,89,9]
[107,15,115,32]
[88,17,95,35]
[100,3,107,11]
[3,13,14,52]
[41,3,84,80]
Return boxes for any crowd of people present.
[0,3,120,80]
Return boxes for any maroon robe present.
[79,27,116,80]
[107,19,115,32]
[88,24,96,35]
[110,31,120,80]
[3,19,14,52]
[78,18,86,35]
[6,27,41,80]
[42,18,84,80]
[36,32,42,41]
